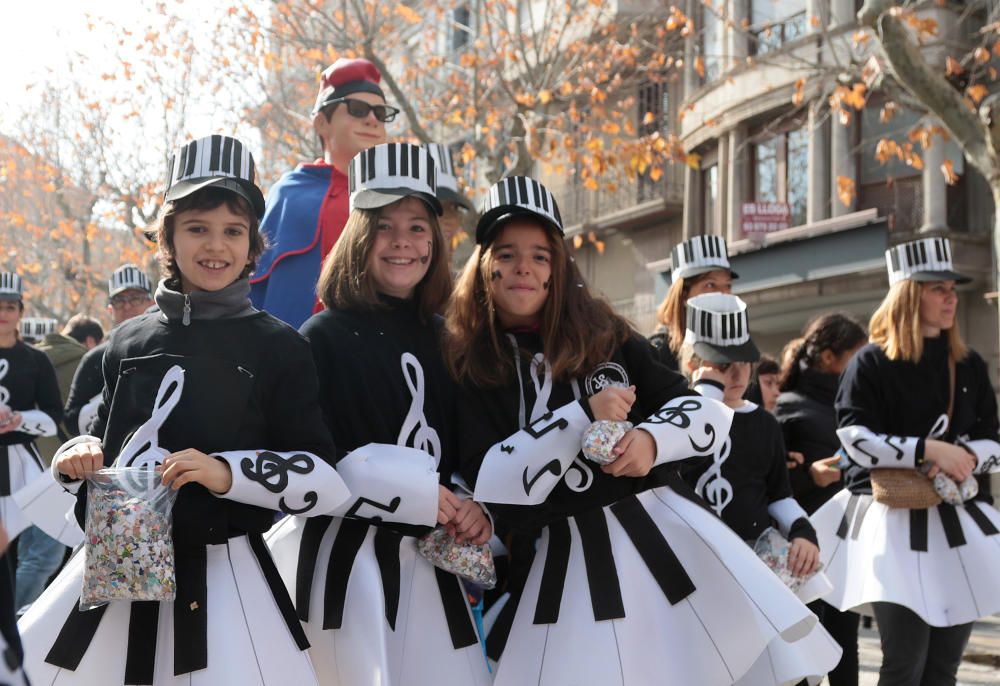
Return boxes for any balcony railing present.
[554,163,685,231]
[750,11,808,56]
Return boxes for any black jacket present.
[0,340,61,446]
[775,368,847,514]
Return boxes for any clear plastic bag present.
[417,526,497,589]
[753,526,823,593]
[81,467,178,609]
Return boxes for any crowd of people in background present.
[1,55,998,686]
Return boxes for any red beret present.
[313,58,385,114]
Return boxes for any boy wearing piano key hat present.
[679,292,842,686]
[251,57,397,329]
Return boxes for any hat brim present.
[476,207,563,245]
[437,186,475,212]
[907,269,972,285]
[109,285,152,298]
[352,188,443,216]
[693,339,760,365]
[673,265,739,281]
[165,176,266,219]
[312,82,386,114]
[0,293,22,302]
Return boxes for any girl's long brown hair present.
[443,219,630,388]
[868,279,967,363]
[316,200,451,319]
[655,271,719,357]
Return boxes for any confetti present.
[81,468,178,608]
[753,527,823,593]
[417,527,497,589]
[581,420,633,465]
[932,472,978,506]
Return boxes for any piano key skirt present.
[266,514,492,686]
[18,535,321,685]
[812,488,1000,626]
[489,486,836,686]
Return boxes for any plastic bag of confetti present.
[81,467,178,610]
[581,420,633,465]
[752,527,823,594]
[417,526,497,589]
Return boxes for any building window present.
[450,5,471,55]
[750,0,807,55]
[702,165,719,232]
[750,126,808,228]
[700,5,724,83]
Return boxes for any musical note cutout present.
[694,435,734,516]
[345,495,403,522]
[0,359,9,408]
[239,451,318,515]
[522,459,562,497]
[114,366,184,496]
[397,352,442,464]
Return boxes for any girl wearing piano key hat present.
[678,293,843,686]
[651,234,737,371]
[19,135,352,686]
[810,235,1000,686]
[443,176,828,686]
[265,142,492,686]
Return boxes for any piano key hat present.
[109,264,152,297]
[313,58,385,115]
[426,144,474,211]
[348,142,442,215]
[0,272,22,302]
[684,293,760,364]
[164,135,265,219]
[671,235,739,282]
[885,236,971,286]
[476,176,563,245]
[20,317,57,340]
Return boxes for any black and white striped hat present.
[426,144,474,211]
[885,237,970,286]
[20,317,57,341]
[164,135,265,218]
[109,264,152,297]
[684,293,760,364]
[476,176,563,245]
[0,272,22,301]
[348,143,442,216]
[671,235,738,282]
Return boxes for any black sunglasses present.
[327,98,400,123]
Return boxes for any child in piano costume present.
[17,135,351,686]
[0,272,72,546]
[679,293,841,685]
[443,176,825,686]
[265,143,492,686]
[811,236,1000,685]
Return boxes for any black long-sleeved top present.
[775,367,850,514]
[836,336,999,499]
[64,340,106,436]
[0,340,62,446]
[648,329,680,372]
[458,331,696,531]
[300,297,459,534]
[75,309,336,546]
[686,403,813,542]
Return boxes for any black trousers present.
[872,602,973,686]
[811,600,860,686]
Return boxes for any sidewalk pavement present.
[850,614,1000,685]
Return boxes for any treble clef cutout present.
[928,414,948,440]
[694,435,733,516]
[0,359,10,408]
[397,352,442,465]
[114,365,185,471]
[564,377,594,493]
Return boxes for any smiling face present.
[366,196,434,299]
[919,280,958,336]
[314,91,388,170]
[486,220,554,328]
[169,204,252,293]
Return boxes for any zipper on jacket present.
[182,294,191,326]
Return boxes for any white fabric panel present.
[473,400,591,506]
[963,438,1000,474]
[15,409,57,437]
[78,394,102,435]
[768,497,809,539]
[329,443,439,527]
[636,395,734,467]
[836,424,922,469]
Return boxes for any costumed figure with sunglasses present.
[811,237,1000,686]
[17,135,350,686]
[266,143,492,686]
[250,58,399,330]
[444,178,826,686]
